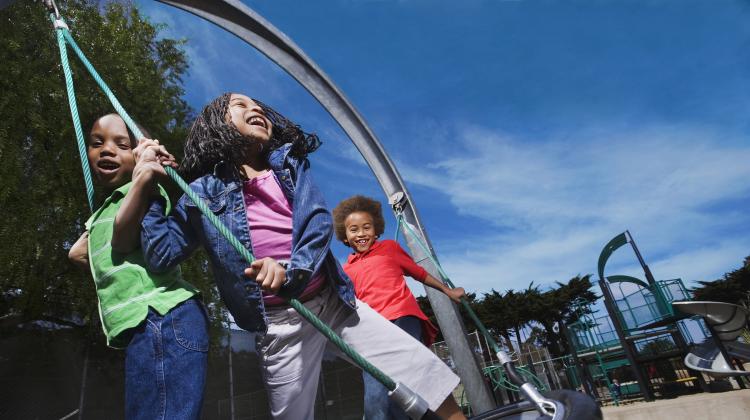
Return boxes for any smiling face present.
[87,114,135,191]
[344,211,378,254]
[227,93,273,144]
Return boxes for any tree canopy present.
[418,274,599,358]
[691,256,750,307]
[0,0,220,338]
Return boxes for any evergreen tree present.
[691,256,750,306]
[534,275,599,357]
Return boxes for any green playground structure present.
[431,229,729,410]
[564,231,713,404]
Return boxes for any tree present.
[474,289,515,351]
[0,1,222,340]
[474,284,542,355]
[691,256,750,306]
[527,275,599,357]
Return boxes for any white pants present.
[256,286,460,420]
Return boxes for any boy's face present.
[87,114,135,190]
[344,211,377,254]
[227,93,273,144]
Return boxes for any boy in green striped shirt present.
[68,114,208,419]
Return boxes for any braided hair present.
[180,93,321,182]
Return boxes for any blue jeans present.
[363,316,423,420]
[124,298,209,420]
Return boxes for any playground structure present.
[424,228,750,413]
[425,229,749,409]
[562,231,750,405]
[580,231,704,401]
[564,290,706,403]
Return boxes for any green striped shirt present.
[86,182,198,348]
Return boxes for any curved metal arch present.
[606,275,649,290]
[154,0,495,411]
[597,232,628,282]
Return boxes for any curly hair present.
[332,195,386,244]
[180,93,321,182]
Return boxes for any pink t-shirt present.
[243,170,324,306]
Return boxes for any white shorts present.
[256,286,460,419]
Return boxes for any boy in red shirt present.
[333,195,465,420]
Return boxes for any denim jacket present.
[140,143,356,333]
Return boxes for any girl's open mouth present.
[247,115,267,128]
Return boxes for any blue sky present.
[136,0,750,299]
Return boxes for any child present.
[68,114,208,420]
[610,378,621,400]
[134,93,466,420]
[333,195,466,420]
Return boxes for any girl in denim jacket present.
[133,93,465,420]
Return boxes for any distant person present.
[68,114,208,419]
[610,379,621,400]
[132,93,466,420]
[333,195,466,420]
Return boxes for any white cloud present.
[397,123,750,294]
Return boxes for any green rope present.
[483,364,546,392]
[396,215,502,355]
[52,17,395,391]
[394,213,402,243]
[52,15,95,211]
[396,215,554,393]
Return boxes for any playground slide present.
[684,340,750,377]
[726,341,750,362]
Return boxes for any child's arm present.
[421,273,466,303]
[140,192,201,273]
[111,140,176,254]
[391,241,466,303]
[271,157,333,298]
[132,142,200,273]
[68,231,89,270]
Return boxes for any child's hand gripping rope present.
[132,138,177,186]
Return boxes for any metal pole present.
[705,323,747,389]
[77,342,89,420]
[228,332,235,420]
[626,230,657,286]
[560,322,589,393]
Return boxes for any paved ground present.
[602,389,750,420]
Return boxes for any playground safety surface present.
[601,388,750,419]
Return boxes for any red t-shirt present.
[343,240,438,345]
